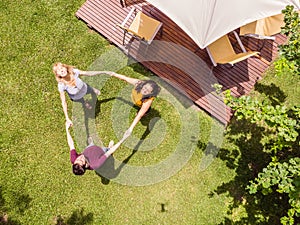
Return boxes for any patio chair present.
[120,0,126,8]
[206,31,259,67]
[116,8,163,47]
[239,14,286,51]
[239,14,285,40]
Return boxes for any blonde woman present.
[53,62,102,126]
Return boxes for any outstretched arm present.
[91,137,126,169]
[123,99,153,138]
[77,70,140,85]
[59,91,73,126]
[66,122,80,163]
[65,122,75,150]
[77,70,110,77]
[104,140,122,157]
[102,71,140,85]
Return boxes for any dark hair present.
[135,80,161,99]
[72,164,86,175]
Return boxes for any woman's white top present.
[58,69,87,100]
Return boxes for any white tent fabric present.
[146,0,300,49]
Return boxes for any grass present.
[250,65,300,107]
[0,0,299,224]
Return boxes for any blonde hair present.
[53,62,76,87]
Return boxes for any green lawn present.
[0,1,299,224]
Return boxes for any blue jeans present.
[87,142,109,153]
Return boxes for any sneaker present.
[93,88,101,96]
[87,137,94,145]
[108,140,114,148]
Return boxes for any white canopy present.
[146,0,300,49]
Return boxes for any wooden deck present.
[75,0,286,124]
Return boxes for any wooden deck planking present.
[75,0,284,124]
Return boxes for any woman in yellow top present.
[104,72,160,138]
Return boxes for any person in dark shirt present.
[65,122,127,175]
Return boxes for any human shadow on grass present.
[95,102,161,184]
[199,117,291,224]
[116,97,162,153]
[94,97,116,118]
[133,106,162,149]
[95,149,137,185]
[54,208,93,225]
[254,82,287,106]
[114,96,162,142]
[0,186,31,225]
[78,97,115,145]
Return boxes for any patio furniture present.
[76,0,291,124]
[120,0,126,7]
[239,13,286,51]
[116,7,163,46]
[239,13,285,40]
[206,31,259,66]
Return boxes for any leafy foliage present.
[221,88,299,225]
[218,7,300,221]
[214,5,300,224]
[274,5,300,76]
[247,158,300,225]
[223,90,299,157]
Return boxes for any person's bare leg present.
[93,87,101,96]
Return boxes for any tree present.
[214,6,300,224]
[274,5,300,76]
[221,87,299,224]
